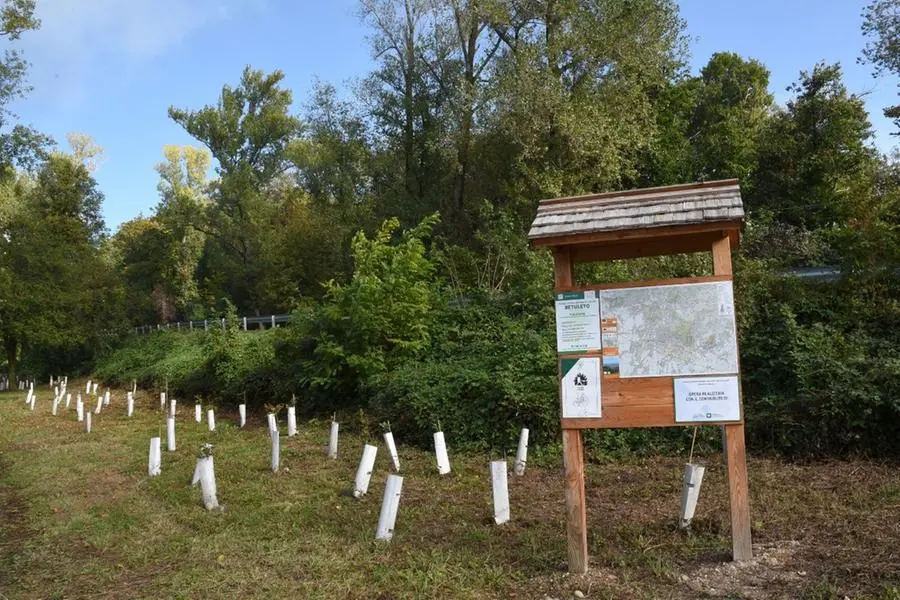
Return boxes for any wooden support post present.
[563,429,588,573]
[712,234,752,560]
[554,246,589,574]
[725,423,752,560]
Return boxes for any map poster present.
[673,376,741,423]
[560,357,602,418]
[599,281,739,378]
[555,291,601,354]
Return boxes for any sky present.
[9,0,899,231]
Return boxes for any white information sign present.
[674,376,741,423]
[554,291,601,354]
[560,357,602,418]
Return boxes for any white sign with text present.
[674,376,741,423]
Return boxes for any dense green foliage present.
[7,0,900,457]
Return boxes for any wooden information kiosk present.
[528,179,752,573]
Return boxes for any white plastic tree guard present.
[271,431,280,472]
[169,399,177,419]
[491,460,510,525]
[384,431,400,472]
[195,404,202,423]
[103,390,110,406]
[207,409,216,432]
[328,422,339,459]
[126,392,134,417]
[238,404,246,428]
[514,428,529,476]
[375,474,404,542]
[94,395,102,414]
[679,463,706,528]
[433,431,451,475]
[76,399,84,422]
[65,392,71,409]
[85,412,92,433]
[148,437,162,477]
[85,380,92,395]
[51,396,58,416]
[92,382,98,395]
[353,444,378,498]
[167,417,176,451]
[287,406,297,437]
[192,456,219,510]
[267,413,277,436]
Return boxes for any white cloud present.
[16,0,264,106]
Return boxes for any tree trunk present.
[5,335,17,385]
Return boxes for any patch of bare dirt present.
[681,540,804,599]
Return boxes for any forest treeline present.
[4,1,900,456]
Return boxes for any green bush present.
[369,296,559,450]
[93,325,281,407]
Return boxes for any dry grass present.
[0,385,898,599]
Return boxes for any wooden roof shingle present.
[528,180,744,244]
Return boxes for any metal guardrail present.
[134,314,291,334]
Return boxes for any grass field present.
[1,385,898,599]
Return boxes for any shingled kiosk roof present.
[528,179,744,248]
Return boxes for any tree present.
[860,0,900,132]
[688,52,772,183]
[359,0,449,227]
[486,0,687,213]
[750,64,877,234]
[418,0,504,240]
[66,132,105,173]
[168,67,302,312]
[0,154,120,381]
[110,217,173,325]
[154,145,211,318]
[291,82,373,206]
[0,0,49,172]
